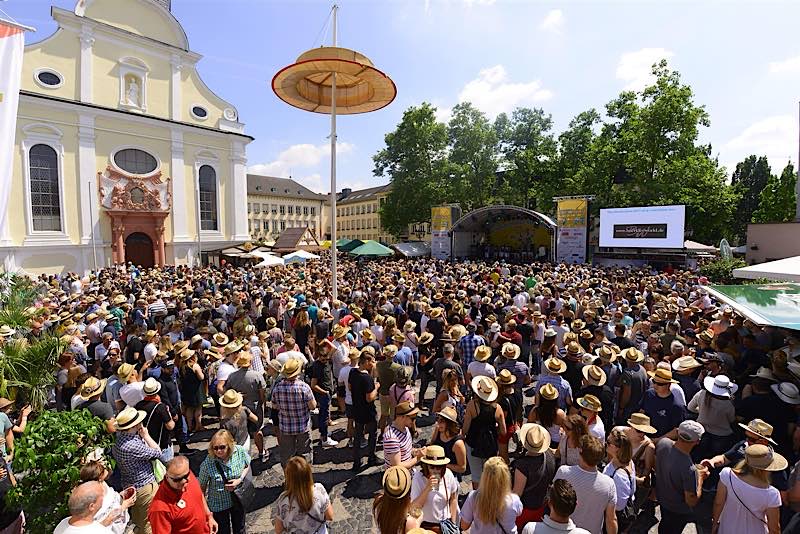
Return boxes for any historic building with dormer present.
[0,0,252,273]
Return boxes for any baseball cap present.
[677,420,705,442]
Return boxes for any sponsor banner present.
[556,199,587,263]
[431,206,453,232]
[0,22,25,241]
[431,230,450,260]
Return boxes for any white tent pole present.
[329,4,339,302]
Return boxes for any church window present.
[28,144,62,232]
[198,165,218,231]
[114,149,158,175]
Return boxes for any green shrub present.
[699,257,747,284]
[7,409,114,533]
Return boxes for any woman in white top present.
[603,427,636,532]
[409,446,459,530]
[460,456,523,534]
[688,374,737,457]
[712,444,784,534]
[466,345,496,383]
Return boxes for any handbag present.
[612,466,637,532]
[145,402,166,483]
[214,450,255,511]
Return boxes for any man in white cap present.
[655,420,708,533]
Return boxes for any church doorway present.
[125,232,155,268]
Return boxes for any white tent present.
[283,250,320,262]
[733,256,800,282]
[252,250,284,268]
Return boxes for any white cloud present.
[462,0,497,5]
[453,65,553,118]
[616,47,674,91]
[538,9,564,34]
[768,55,800,75]
[723,115,797,173]
[248,141,354,178]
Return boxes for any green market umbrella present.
[705,283,800,331]
[349,240,394,257]
[339,239,364,252]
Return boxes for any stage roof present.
[451,205,557,232]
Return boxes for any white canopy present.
[283,250,320,260]
[733,256,800,282]
[252,250,284,268]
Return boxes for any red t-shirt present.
[148,472,210,534]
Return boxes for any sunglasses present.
[168,473,190,482]
[213,445,228,451]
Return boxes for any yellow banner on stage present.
[557,199,587,228]
[431,206,453,232]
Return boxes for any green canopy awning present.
[339,239,364,252]
[349,240,394,257]
[335,238,352,248]
[705,283,800,331]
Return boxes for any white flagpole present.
[330,4,338,302]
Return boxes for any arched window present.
[198,165,218,231]
[29,144,61,231]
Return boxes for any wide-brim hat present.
[745,444,788,472]
[418,332,434,345]
[474,345,492,362]
[571,320,586,332]
[179,349,197,362]
[281,358,303,379]
[236,352,253,367]
[143,377,161,395]
[222,340,244,357]
[116,363,136,381]
[113,295,127,305]
[750,366,778,382]
[622,347,644,363]
[582,365,607,386]
[595,345,616,363]
[220,389,243,409]
[403,321,417,332]
[543,357,566,374]
[738,419,777,445]
[394,401,419,418]
[538,383,559,401]
[79,377,107,400]
[576,394,602,412]
[703,374,738,398]
[332,325,350,338]
[0,398,13,411]
[471,375,499,402]
[517,423,551,454]
[544,328,557,338]
[650,368,679,384]
[213,333,229,346]
[429,307,443,319]
[627,413,657,434]
[502,342,521,360]
[672,355,703,372]
[420,445,450,466]
[116,407,147,431]
[266,317,277,329]
[383,465,412,499]
[437,405,459,424]
[496,368,516,386]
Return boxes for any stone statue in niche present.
[126,78,140,107]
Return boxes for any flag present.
[0,20,26,240]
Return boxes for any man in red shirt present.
[148,456,218,534]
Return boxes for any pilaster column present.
[170,55,183,121]
[79,25,94,103]
[170,130,190,240]
[230,140,250,241]
[78,114,97,244]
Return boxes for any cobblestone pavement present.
[183,386,696,533]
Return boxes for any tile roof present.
[247,174,327,201]
[337,184,390,205]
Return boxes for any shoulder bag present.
[214,448,255,511]
[612,465,637,532]
[144,402,166,482]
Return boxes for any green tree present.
[730,155,771,243]
[494,107,557,211]
[557,109,601,193]
[373,103,450,235]
[753,162,797,223]
[447,102,498,210]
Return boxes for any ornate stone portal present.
[98,166,172,266]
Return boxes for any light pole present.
[272,5,395,301]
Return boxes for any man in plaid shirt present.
[458,323,485,370]
[271,357,316,468]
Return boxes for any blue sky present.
[7,0,800,194]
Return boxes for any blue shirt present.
[394,347,413,366]
[458,333,486,368]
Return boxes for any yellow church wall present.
[21,29,80,101]
[183,131,233,237]
[83,0,186,50]
[181,69,229,126]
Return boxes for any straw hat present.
[538,383,559,401]
[738,419,777,445]
[496,369,516,386]
[576,394,602,412]
[115,407,147,431]
[672,355,703,372]
[281,358,303,379]
[517,423,551,454]
[474,345,492,362]
[0,398,12,411]
[627,413,657,434]
[543,357,566,374]
[418,332,434,345]
[361,329,375,341]
[222,341,244,357]
[219,390,243,409]
[144,330,158,341]
[266,317,277,329]
[703,374,738,398]
[332,324,350,339]
[595,345,616,363]
[429,307,443,319]
[116,363,136,381]
[404,321,417,332]
[143,377,161,395]
[213,333,229,346]
[179,349,197,362]
[420,445,450,466]
[79,377,107,400]
[750,366,778,382]
[382,345,399,359]
[744,444,787,472]
[501,342,521,360]
[566,342,581,356]
[471,376,498,402]
[394,401,419,418]
[698,329,715,343]
[770,382,800,405]
[582,365,607,387]
[449,325,467,342]
[650,368,678,384]
[236,352,253,368]
[437,405,459,424]
[382,466,412,499]
[622,347,644,363]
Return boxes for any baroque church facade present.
[1,0,252,274]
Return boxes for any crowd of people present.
[6,254,800,534]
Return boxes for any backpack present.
[465,401,497,458]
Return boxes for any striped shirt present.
[383,424,413,468]
[553,465,616,533]
[198,445,250,512]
